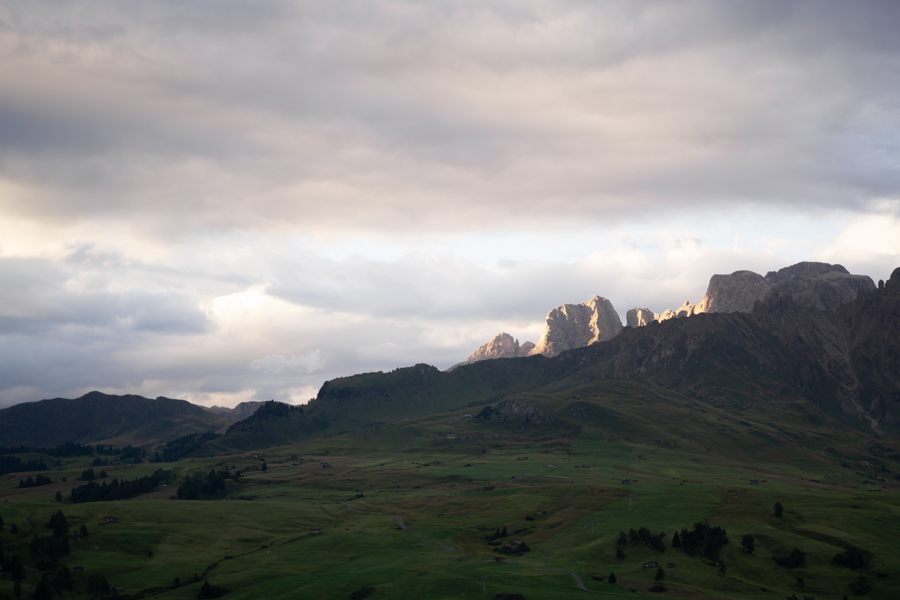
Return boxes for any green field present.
[2,394,898,600]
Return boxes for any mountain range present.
[465,261,875,365]
[1,261,897,452]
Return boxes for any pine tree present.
[616,548,625,560]
[617,531,627,547]
[500,526,508,538]
[741,533,755,554]
[774,502,784,518]
[11,555,24,582]
[608,572,617,584]
[33,574,53,600]
[672,531,681,547]
[80,524,88,538]
[655,567,665,582]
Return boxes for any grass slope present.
[2,382,898,600]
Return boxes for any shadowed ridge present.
[0,391,231,447]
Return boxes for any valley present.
[1,383,898,600]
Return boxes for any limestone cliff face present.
[529,296,623,357]
[627,261,875,327]
[626,307,657,327]
[761,263,875,310]
[466,333,535,364]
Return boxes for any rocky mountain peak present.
[529,295,623,357]
[466,332,535,364]
[627,261,875,328]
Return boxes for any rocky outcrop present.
[626,307,657,327]
[529,296,623,357]
[628,261,875,327]
[466,333,535,364]
[703,270,769,313]
[761,264,875,311]
[627,300,701,326]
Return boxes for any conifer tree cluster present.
[177,468,235,500]
[616,526,667,554]
[673,522,729,561]
[70,469,173,503]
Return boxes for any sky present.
[1,1,900,408]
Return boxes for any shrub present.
[774,547,806,569]
[833,545,867,570]
[350,588,376,600]
[198,579,228,599]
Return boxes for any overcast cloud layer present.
[2,1,900,407]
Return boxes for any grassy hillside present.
[0,391,231,447]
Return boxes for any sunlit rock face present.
[626,307,657,327]
[628,261,875,327]
[529,295,623,357]
[466,333,535,364]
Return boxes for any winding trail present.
[421,539,458,551]
[494,556,639,596]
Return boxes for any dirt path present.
[421,539,457,551]
[346,503,407,531]
[568,572,590,591]
[497,558,638,596]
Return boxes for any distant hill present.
[203,401,267,421]
[0,391,232,448]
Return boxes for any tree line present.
[176,468,238,500]
[0,455,48,476]
[19,474,53,488]
[150,431,220,463]
[69,469,174,503]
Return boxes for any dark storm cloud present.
[1,1,899,232]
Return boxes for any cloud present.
[249,351,325,374]
[1,2,899,239]
[1,2,900,409]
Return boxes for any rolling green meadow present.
[2,382,898,600]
